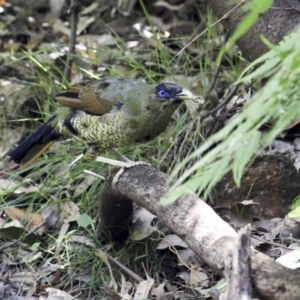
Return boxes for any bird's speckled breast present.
[68,110,131,149]
[56,104,177,150]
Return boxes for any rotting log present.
[99,165,300,300]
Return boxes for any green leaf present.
[77,213,93,228]
[203,156,231,197]
[288,207,300,219]
[161,185,189,206]
[232,131,261,186]
[291,195,300,210]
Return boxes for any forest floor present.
[0,1,298,299]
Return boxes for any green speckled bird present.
[10,76,194,169]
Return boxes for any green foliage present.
[77,213,94,228]
[288,195,300,218]
[288,206,300,219]
[217,0,273,65]
[291,195,300,210]
[169,26,300,200]
[226,0,273,50]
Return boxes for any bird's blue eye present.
[157,89,170,98]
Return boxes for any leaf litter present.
[1,0,299,299]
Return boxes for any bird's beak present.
[175,88,194,101]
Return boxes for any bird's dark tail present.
[10,114,61,168]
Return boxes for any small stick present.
[64,0,80,83]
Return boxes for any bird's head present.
[136,82,194,115]
[155,83,194,105]
[125,81,195,116]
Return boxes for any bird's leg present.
[92,147,135,168]
[106,148,152,168]
[94,148,153,186]
[95,148,153,186]
[81,146,131,168]
[106,149,131,162]
[71,145,153,186]
[92,148,152,168]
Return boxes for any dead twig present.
[64,0,80,83]
[199,84,240,120]
[272,0,300,12]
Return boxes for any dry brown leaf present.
[130,208,157,241]
[73,173,98,198]
[77,33,116,46]
[54,222,70,257]
[59,201,80,223]
[34,257,61,281]
[80,2,99,16]
[68,235,96,248]
[177,249,202,267]
[4,207,46,235]
[134,274,154,300]
[45,287,76,300]
[9,271,36,285]
[0,179,39,195]
[157,234,188,250]
[119,273,133,298]
[52,19,71,36]
[151,282,167,299]
[189,266,208,287]
[77,16,96,35]
[94,249,118,292]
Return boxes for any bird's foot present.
[94,155,152,187]
[112,160,152,187]
[94,156,138,168]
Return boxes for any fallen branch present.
[99,165,300,299]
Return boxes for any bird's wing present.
[55,77,140,115]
